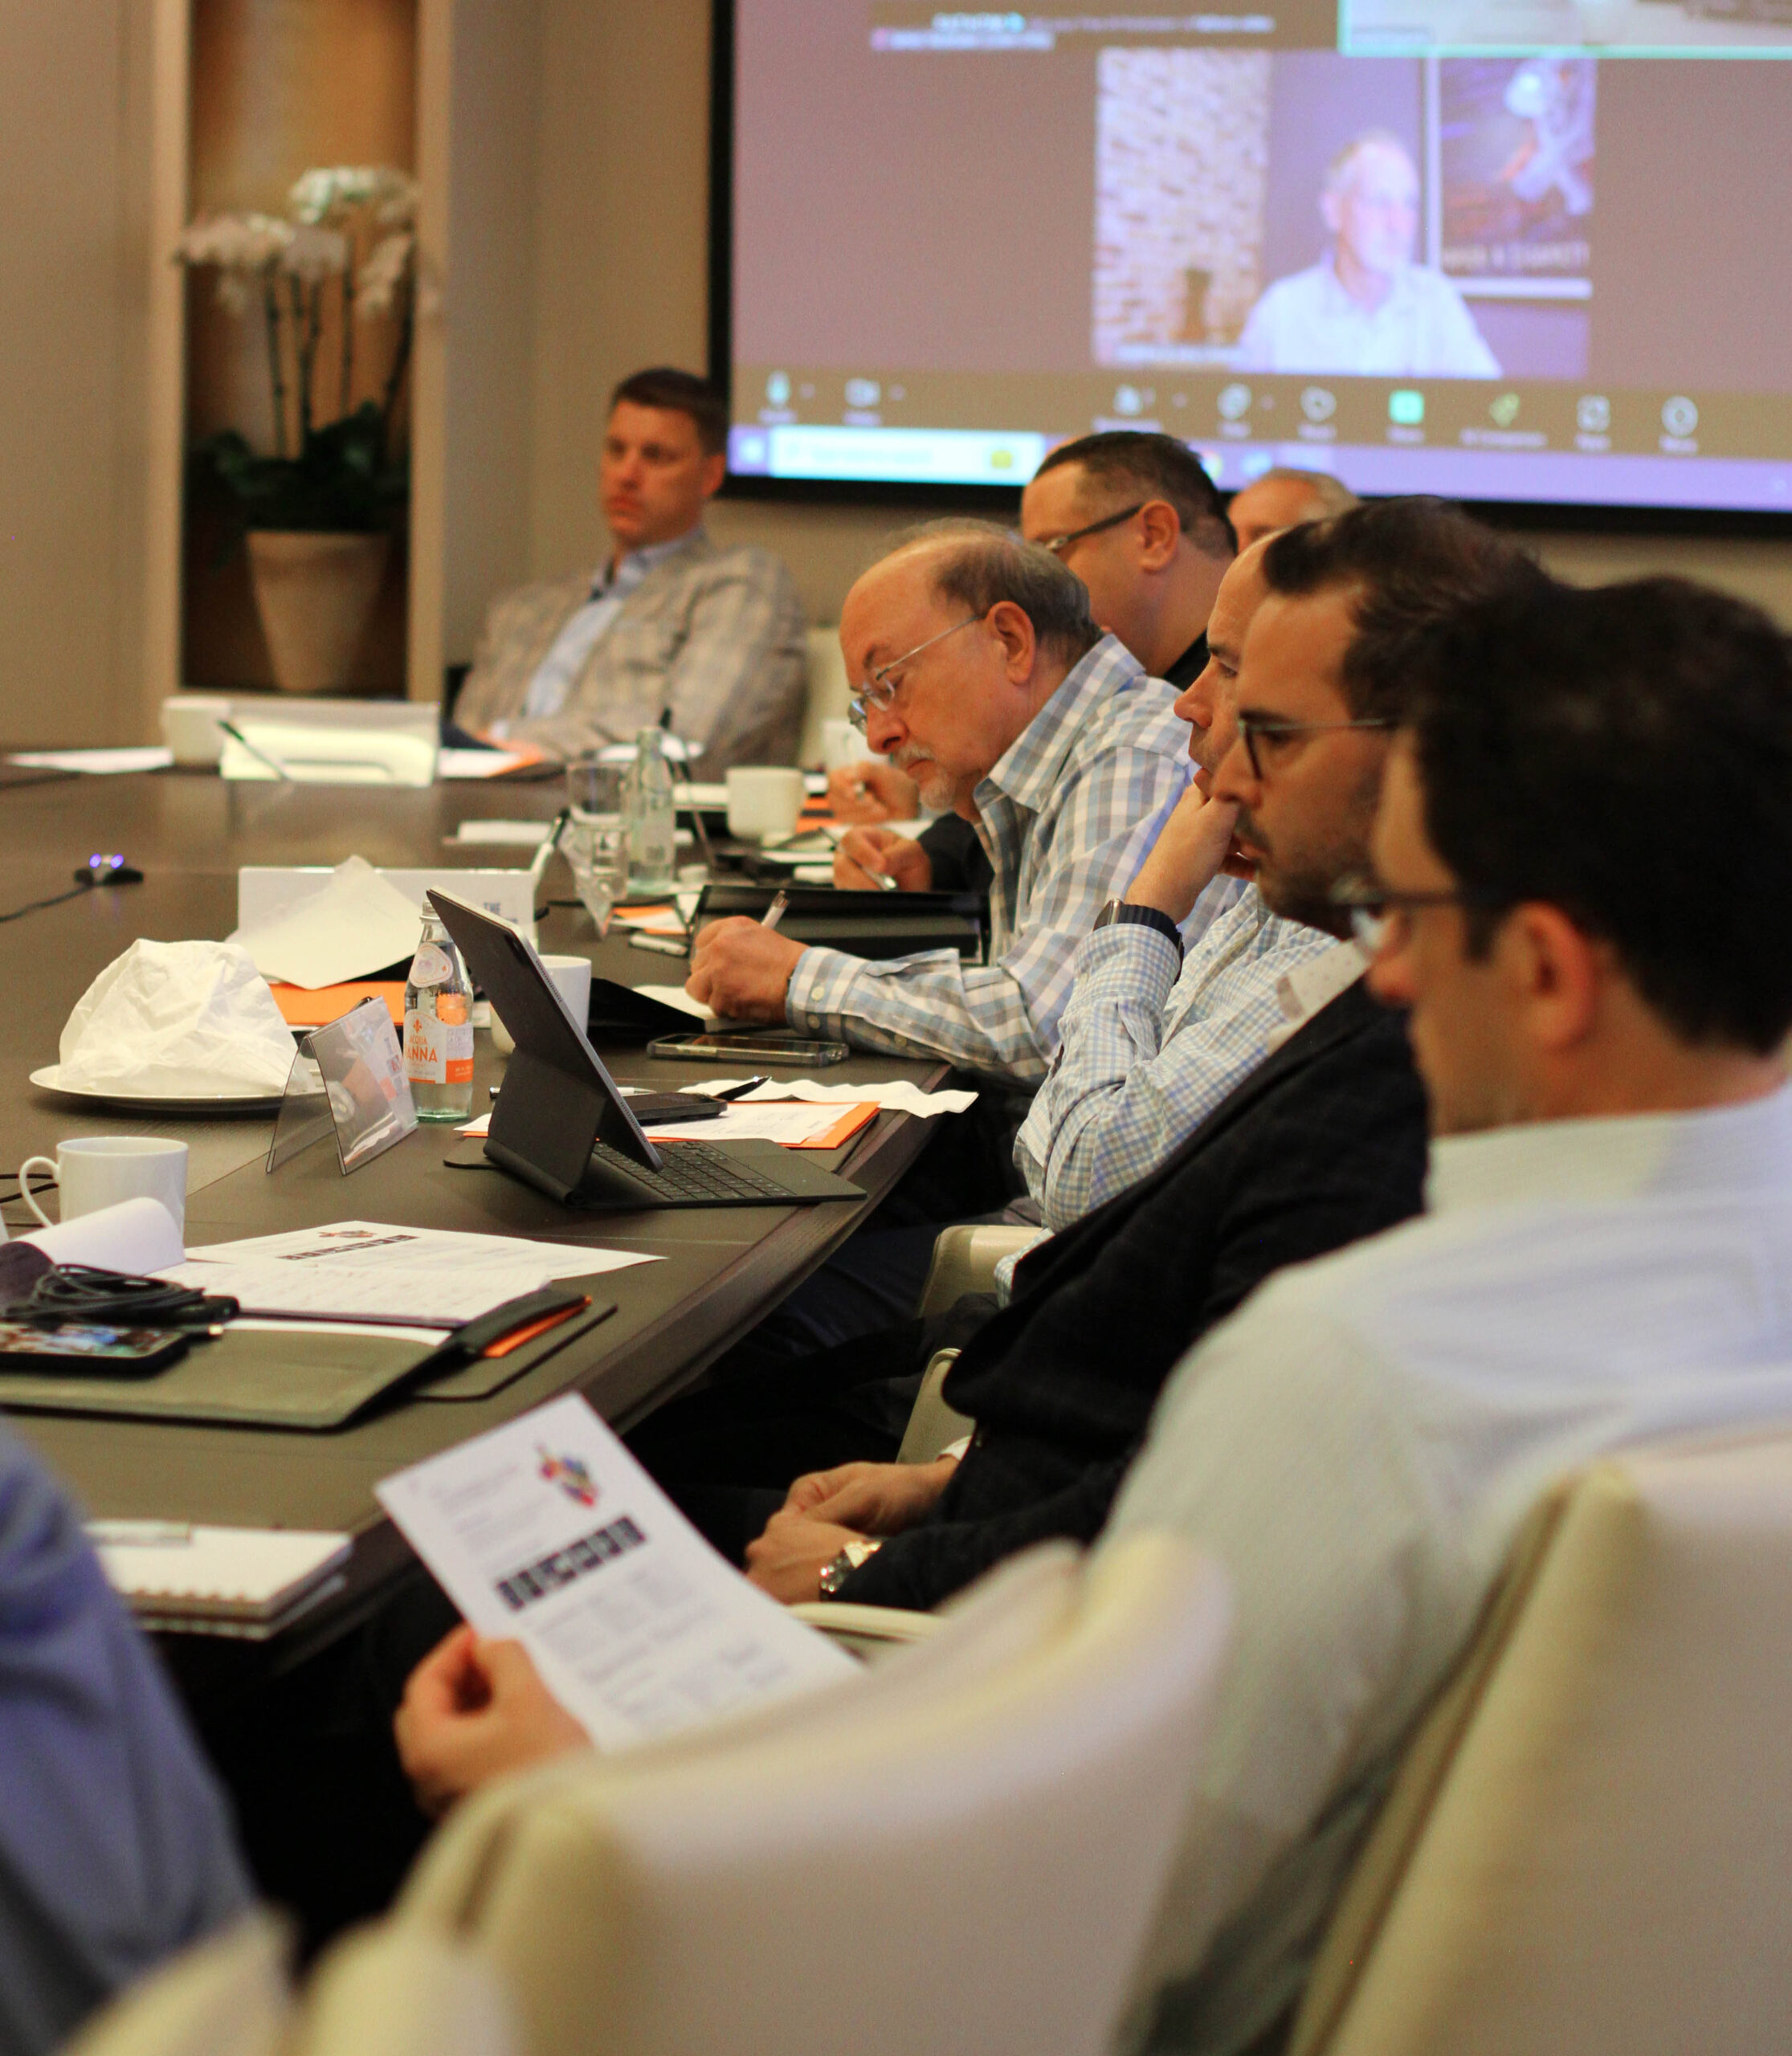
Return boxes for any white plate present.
[29,1067,284,1116]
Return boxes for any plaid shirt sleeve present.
[1013,909,1336,1230]
[786,736,1191,1081]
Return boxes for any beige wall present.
[499,0,1792,638]
[0,2,156,746]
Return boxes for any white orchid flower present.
[281,224,350,283]
[357,231,414,319]
[289,165,418,226]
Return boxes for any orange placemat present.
[271,981,406,1029]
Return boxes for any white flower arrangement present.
[176,163,417,529]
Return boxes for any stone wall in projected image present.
[1093,50,1271,363]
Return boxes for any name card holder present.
[267,997,418,1176]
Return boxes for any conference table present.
[0,766,951,1697]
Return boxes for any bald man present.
[688,518,1195,1083]
[1228,467,1358,552]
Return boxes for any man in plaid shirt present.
[687,520,1198,1081]
[455,368,806,773]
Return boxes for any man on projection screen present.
[1236,131,1500,379]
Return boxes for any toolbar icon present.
[1662,395,1699,439]
[1577,395,1610,434]
[1489,394,1521,429]
[1217,383,1251,422]
[1300,386,1336,424]
[1388,390,1424,426]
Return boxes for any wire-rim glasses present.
[847,614,981,732]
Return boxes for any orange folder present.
[271,981,406,1029]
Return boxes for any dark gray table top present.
[0,769,950,1654]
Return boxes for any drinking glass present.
[565,757,630,934]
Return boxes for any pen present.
[761,889,790,933]
[630,932,688,957]
[865,866,900,893]
[715,1075,768,1100]
[529,808,570,890]
[218,719,292,781]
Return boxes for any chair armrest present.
[790,1601,941,1646]
[896,1348,974,1465]
[916,1223,1049,1318]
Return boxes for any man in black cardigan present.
[769,974,1424,1610]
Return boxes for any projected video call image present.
[726,4,1792,514]
[1094,54,1593,380]
[1345,0,1792,56]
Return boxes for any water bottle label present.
[405,1003,474,1084]
[409,943,455,989]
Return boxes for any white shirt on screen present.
[1235,259,1500,378]
[1104,1086,1792,2054]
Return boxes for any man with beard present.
[685,519,1202,1082]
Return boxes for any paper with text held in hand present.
[378,1394,855,1750]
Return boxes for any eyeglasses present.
[847,614,981,732]
[1037,501,1146,559]
[1236,712,1394,781]
[1330,872,1507,954]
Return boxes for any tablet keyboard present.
[588,1137,798,1203]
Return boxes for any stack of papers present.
[8,746,173,775]
[378,1394,853,1751]
[162,1221,659,1326]
[89,1522,350,1635]
[680,1076,979,1116]
[451,819,556,846]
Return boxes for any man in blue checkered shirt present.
[686,520,1201,1082]
[1014,537,1342,1231]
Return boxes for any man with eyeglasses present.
[686,519,1200,1082]
[1097,569,1792,2056]
[831,431,1235,896]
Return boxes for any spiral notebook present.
[88,1522,352,1637]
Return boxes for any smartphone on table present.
[0,1320,190,1377]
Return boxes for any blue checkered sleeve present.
[787,739,1190,1081]
[1014,900,1336,1229]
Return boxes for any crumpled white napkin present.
[57,939,296,1095]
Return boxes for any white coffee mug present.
[491,954,592,1057]
[19,1136,189,1238]
[160,695,233,768]
[726,765,806,841]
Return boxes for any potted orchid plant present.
[176,165,419,694]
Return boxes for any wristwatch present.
[1093,899,1182,961]
[818,1536,883,1597]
